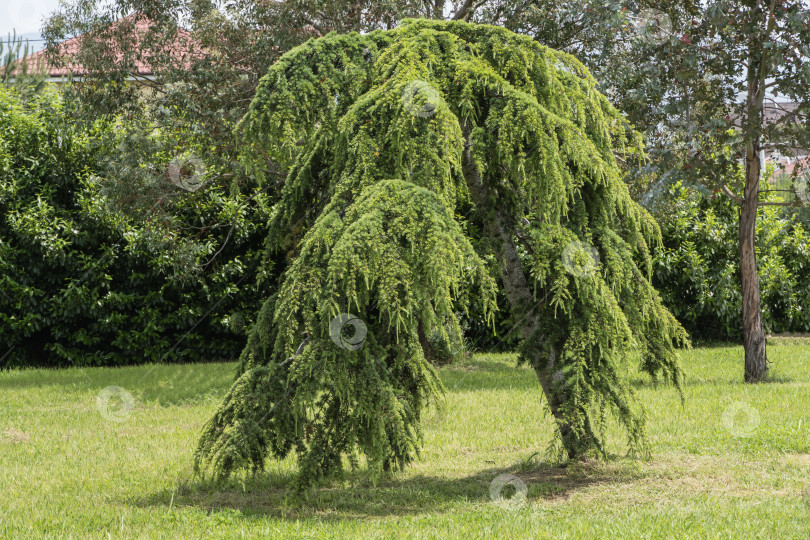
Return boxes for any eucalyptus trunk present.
[740,50,768,384]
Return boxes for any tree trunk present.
[460,124,592,458]
[740,42,768,383]
[740,143,767,382]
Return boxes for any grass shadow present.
[440,359,538,392]
[131,458,643,522]
[629,376,796,389]
[0,361,237,406]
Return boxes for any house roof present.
[774,156,810,176]
[763,101,803,124]
[8,13,200,79]
[729,101,804,129]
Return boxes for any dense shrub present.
[654,184,810,340]
[0,87,271,367]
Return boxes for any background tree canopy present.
[194,19,688,489]
[43,0,808,365]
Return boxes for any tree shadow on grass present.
[0,357,537,403]
[131,459,643,522]
[440,359,538,392]
[0,361,236,406]
[628,369,797,389]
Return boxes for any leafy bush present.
[654,184,810,340]
[0,87,271,367]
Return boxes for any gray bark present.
[460,123,587,457]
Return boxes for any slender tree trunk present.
[740,143,767,382]
[460,124,592,458]
[740,45,768,383]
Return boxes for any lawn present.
[1,340,809,539]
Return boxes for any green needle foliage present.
[195,19,688,489]
[1,32,46,101]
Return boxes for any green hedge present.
[0,87,271,367]
[654,184,810,340]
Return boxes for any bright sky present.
[0,0,62,38]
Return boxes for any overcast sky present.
[1,0,62,39]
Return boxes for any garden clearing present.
[1,340,808,538]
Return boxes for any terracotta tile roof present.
[777,156,810,176]
[8,13,201,79]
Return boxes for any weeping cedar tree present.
[194,19,688,489]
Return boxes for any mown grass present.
[1,340,808,539]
